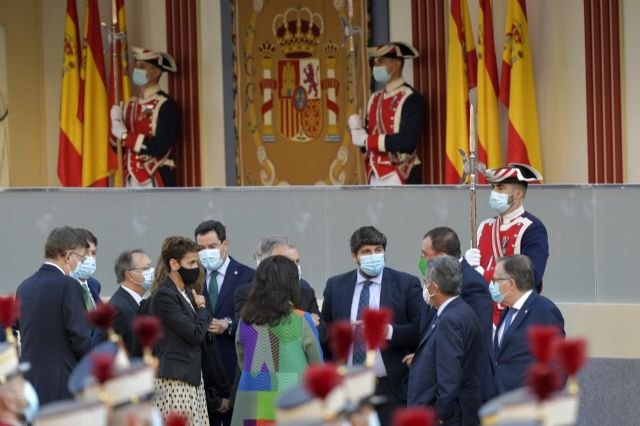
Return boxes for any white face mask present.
[489,190,512,214]
[199,248,224,271]
[21,381,39,423]
[73,256,97,280]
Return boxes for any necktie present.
[80,282,94,311]
[352,281,372,365]
[499,307,518,346]
[208,271,219,310]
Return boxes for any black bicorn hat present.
[367,41,419,59]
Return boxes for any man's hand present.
[348,114,363,130]
[208,318,230,334]
[350,128,367,147]
[310,313,320,327]
[402,353,415,366]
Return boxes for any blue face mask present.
[489,281,507,304]
[133,68,149,87]
[372,65,391,84]
[359,253,385,277]
[489,190,511,214]
[21,380,39,424]
[74,256,96,280]
[142,267,155,290]
[199,248,224,271]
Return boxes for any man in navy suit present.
[492,255,565,395]
[16,226,93,405]
[321,226,422,426]
[419,227,495,401]
[74,228,103,308]
[109,249,154,356]
[234,235,326,343]
[195,220,254,426]
[407,255,482,425]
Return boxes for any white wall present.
[389,0,414,86]
[622,0,640,182]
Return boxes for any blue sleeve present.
[381,91,426,153]
[302,311,323,362]
[434,316,464,421]
[521,218,549,292]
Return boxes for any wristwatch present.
[224,317,233,334]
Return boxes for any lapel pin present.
[234,270,238,275]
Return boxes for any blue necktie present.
[499,307,518,347]
[352,281,372,365]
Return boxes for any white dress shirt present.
[497,289,533,344]
[206,255,230,295]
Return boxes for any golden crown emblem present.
[259,42,276,58]
[323,42,339,58]
[272,7,324,58]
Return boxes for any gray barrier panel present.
[1,185,638,303]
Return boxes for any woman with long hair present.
[150,236,212,425]
[231,255,323,426]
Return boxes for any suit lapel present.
[215,257,238,314]
[417,315,438,349]
[338,270,358,320]
[499,292,537,351]
[379,268,393,309]
[165,279,196,318]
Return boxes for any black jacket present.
[150,278,213,386]
[108,286,140,356]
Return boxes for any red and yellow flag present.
[477,0,502,176]
[499,0,542,172]
[80,0,111,187]
[57,0,83,186]
[108,0,131,186]
[445,0,478,183]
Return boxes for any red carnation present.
[528,325,560,364]
[85,303,116,331]
[329,321,354,364]
[392,407,436,426]
[164,413,189,426]
[526,362,561,401]
[0,296,19,328]
[91,353,115,385]
[362,308,393,351]
[556,338,587,376]
[303,363,343,399]
[133,316,164,349]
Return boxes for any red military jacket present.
[477,206,549,324]
[121,84,179,186]
[364,78,424,183]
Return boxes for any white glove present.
[464,248,481,267]
[110,105,127,139]
[110,104,123,122]
[350,128,367,147]
[348,114,363,130]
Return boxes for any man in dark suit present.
[16,226,93,405]
[407,255,482,425]
[109,249,154,356]
[74,228,103,307]
[321,226,422,426]
[195,220,254,426]
[234,235,326,343]
[419,227,495,402]
[492,255,565,395]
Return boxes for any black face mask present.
[178,266,199,286]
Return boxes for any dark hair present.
[161,236,200,270]
[194,220,227,242]
[424,227,461,258]
[149,255,166,295]
[498,255,535,291]
[44,226,89,259]
[350,226,387,254]
[114,249,146,283]
[76,228,98,247]
[426,255,462,296]
[240,256,299,326]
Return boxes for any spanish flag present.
[108,0,131,187]
[477,0,502,177]
[80,0,111,187]
[57,0,83,186]
[499,0,542,173]
[445,0,477,184]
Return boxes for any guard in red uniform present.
[348,42,425,185]
[110,47,179,187]
[464,163,549,324]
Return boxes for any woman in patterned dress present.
[150,236,212,425]
[231,255,323,426]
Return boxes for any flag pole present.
[110,0,124,187]
[468,103,478,248]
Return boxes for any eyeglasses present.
[493,277,512,281]
[69,252,87,264]
[253,252,262,261]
